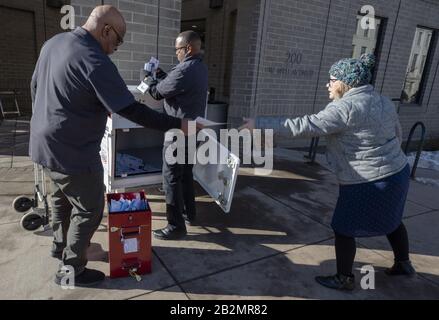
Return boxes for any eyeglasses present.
[107,25,124,46]
[175,46,187,53]
[328,78,338,86]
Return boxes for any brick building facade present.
[0,0,181,114]
[1,0,438,146]
[194,0,439,146]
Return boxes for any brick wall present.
[225,0,439,146]
[2,0,439,145]
[0,0,181,114]
[71,0,181,85]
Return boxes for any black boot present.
[315,274,355,291]
[54,268,105,287]
[385,260,416,277]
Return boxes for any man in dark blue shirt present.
[30,5,190,287]
[146,31,208,240]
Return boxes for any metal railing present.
[304,137,320,164]
[392,98,427,179]
[404,121,426,179]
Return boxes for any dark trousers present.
[335,223,410,276]
[47,168,104,274]
[162,137,196,229]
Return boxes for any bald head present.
[84,5,126,32]
[175,30,202,62]
[176,31,202,51]
[82,5,126,55]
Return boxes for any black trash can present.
[206,101,228,139]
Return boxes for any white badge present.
[137,81,149,95]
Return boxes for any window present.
[417,32,423,46]
[420,55,427,72]
[352,15,382,58]
[426,34,432,47]
[410,54,418,72]
[351,14,384,84]
[363,28,369,38]
[401,27,435,104]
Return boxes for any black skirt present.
[331,164,410,238]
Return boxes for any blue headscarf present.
[329,53,376,88]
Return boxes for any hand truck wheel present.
[12,195,33,213]
[20,211,44,231]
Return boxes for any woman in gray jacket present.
[244,54,415,291]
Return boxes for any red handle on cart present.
[120,226,141,239]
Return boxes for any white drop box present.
[100,86,240,213]
[100,86,164,192]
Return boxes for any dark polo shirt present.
[29,27,136,174]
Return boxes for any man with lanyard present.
[146,31,208,240]
[30,5,192,287]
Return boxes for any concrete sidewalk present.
[0,117,438,300]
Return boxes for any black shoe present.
[153,225,187,240]
[182,213,196,226]
[54,268,105,287]
[315,274,355,291]
[385,260,416,277]
[50,251,63,260]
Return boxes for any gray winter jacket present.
[256,85,408,185]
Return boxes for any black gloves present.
[144,68,167,101]
[155,68,168,81]
[144,68,167,87]
[145,76,158,88]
